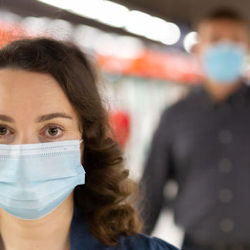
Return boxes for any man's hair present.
[196,8,247,30]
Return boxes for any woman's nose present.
[14,135,39,145]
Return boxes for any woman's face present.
[0,69,82,145]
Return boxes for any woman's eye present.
[44,126,63,137]
[0,126,9,136]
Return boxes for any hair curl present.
[0,37,142,245]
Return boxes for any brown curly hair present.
[0,37,142,245]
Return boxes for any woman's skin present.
[0,69,83,250]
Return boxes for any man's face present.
[197,18,249,57]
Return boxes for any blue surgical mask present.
[0,140,85,220]
[202,42,246,84]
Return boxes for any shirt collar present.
[199,81,250,108]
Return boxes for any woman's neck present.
[0,194,74,250]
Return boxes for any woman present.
[0,38,178,250]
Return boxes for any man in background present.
[141,8,250,250]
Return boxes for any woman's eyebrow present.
[0,114,14,123]
[36,113,73,123]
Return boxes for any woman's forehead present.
[0,69,77,119]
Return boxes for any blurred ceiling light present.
[37,0,100,18]
[115,36,144,59]
[161,22,181,45]
[93,33,117,56]
[183,31,198,53]
[37,0,181,45]
[0,10,21,24]
[96,34,144,58]
[73,25,103,50]
[96,1,129,28]
[73,24,144,58]
[21,16,51,35]
[125,11,180,45]
[37,0,129,28]
[125,11,152,37]
[46,19,73,40]
[72,24,99,50]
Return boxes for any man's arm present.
[140,108,175,234]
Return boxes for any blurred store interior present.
[0,0,249,247]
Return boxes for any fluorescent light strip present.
[37,0,181,45]
[183,31,198,53]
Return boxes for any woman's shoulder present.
[70,205,178,250]
[117,233,179,250]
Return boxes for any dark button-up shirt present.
[141,83,250,245]
[70,204,178,250]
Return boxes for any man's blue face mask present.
[202,42,246,84]
[0,140,85,220]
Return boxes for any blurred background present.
[0,0,250,248]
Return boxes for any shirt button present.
[218,130,232,144]
[218,159,233,173]
[220,218,234,233]
[218,189,233,203]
